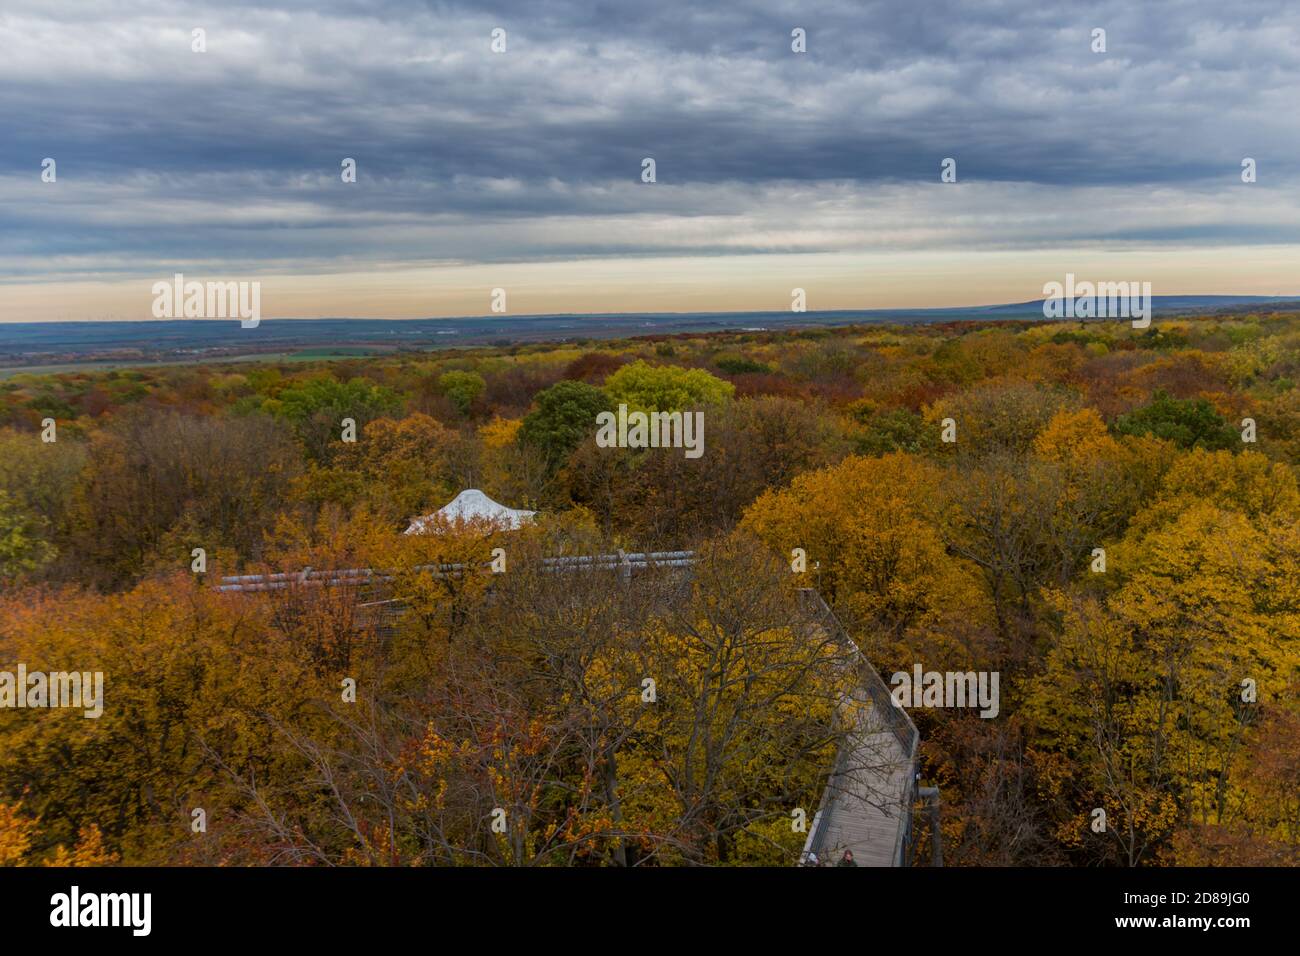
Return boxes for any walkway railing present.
[215,550,697,592]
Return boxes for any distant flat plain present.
[1,297,1294,378]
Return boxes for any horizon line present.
[4,293,1300,326]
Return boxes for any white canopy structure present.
[404,489,537,535]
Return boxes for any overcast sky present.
[2,0,1298,320]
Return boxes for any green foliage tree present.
[714,356,771,375]
[438,370,487,416]
[603,360,733,412]
[850,404,930,456]
[518,380,612,468]
[1114,389,1238,450]
[264,377,402,461]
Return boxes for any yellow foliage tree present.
[0,801,37,866]
[743,452,990,662]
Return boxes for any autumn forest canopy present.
[1,312,1298,866]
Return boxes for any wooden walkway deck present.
[802,685,915,866]
[798,591,919,868]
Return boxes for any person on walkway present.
[837,849,858,867]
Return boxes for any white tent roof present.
[404,489,537,535]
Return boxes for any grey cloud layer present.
[1,0,1297,278]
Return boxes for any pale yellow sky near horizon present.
[2,246,1298,322]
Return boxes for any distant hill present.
[962,295,1299,316]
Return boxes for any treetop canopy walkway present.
[216,551,924,867]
